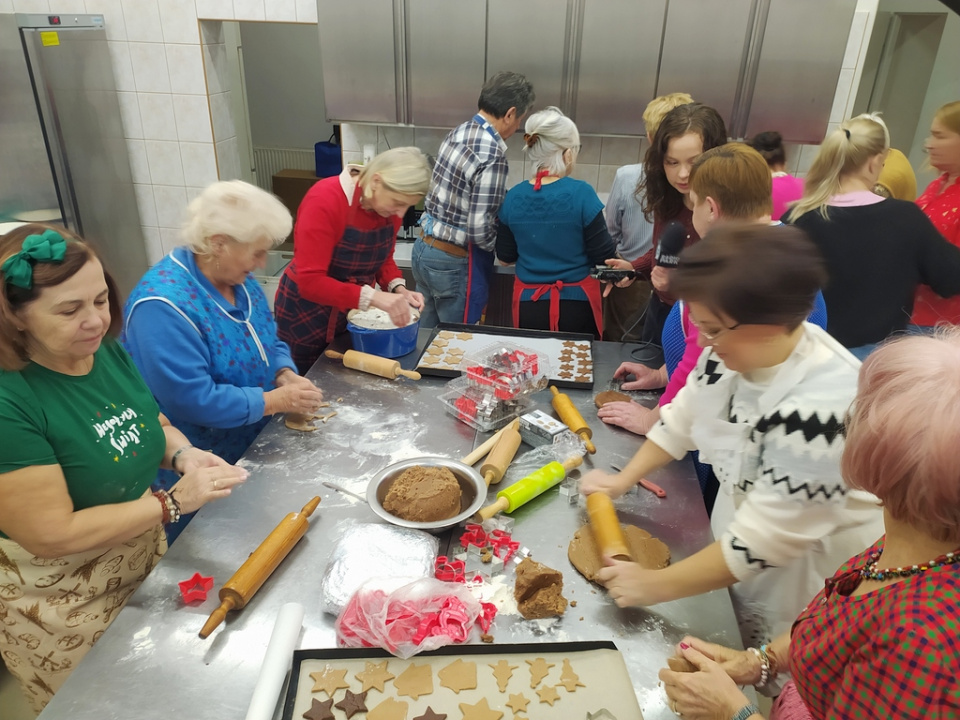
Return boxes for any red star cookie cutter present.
[178,572,214,603]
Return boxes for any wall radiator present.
[252,147,316,191]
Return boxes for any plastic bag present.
[336,577,496,659]
[320,523,438,615]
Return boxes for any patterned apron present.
[276,185,395,373]
[0,523,166,712]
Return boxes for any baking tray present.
[282,640,643,720]
[416,323,595,390]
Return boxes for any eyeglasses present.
[688,314,741,342]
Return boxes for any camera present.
[589,266,637,282]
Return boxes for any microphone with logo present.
[654,221,688,270]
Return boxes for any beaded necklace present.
[861,549,960,582]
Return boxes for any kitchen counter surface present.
[38,331,746,720]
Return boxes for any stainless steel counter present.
[38,333,745,720]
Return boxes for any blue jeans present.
[412,237,469,327]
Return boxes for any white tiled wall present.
[5,0,876,265]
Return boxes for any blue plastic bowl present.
[346,312,420,358]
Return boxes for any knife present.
[609,463,667,498]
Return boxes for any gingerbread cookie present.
[536,685,561,706]
[335,690,369,719]
[309,666,349,697]
[526,658,554,688]
[438,331,455,339]
[506,693,529,714]
[303,697,335,720]
[489,659,517,692]
[356,660,394,693]
[559,659,585,692]
[394,662,433,700]
[368,697,408,720]
[458,698,502,720]
[438,659,476,693]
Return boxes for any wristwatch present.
[731,704,761,720]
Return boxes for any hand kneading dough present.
[568,523,670,582]
[382,466,462,522]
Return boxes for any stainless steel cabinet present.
[744,0,857,142]
[318,0,399,123]
[486,0,569,113]
[656,0,755,133]
[576,0,667,135]
[407,0,487,127]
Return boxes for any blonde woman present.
[275,147,431,372]
[495,106,616,337]
[123,181,323,541]
[787,114,960,359]
[913,100,960,327]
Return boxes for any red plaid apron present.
[276,186,396,373]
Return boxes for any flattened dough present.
[394,662,433,700]
[568,523,671,582]
[437,658,476,693]
[286,413,320,432]
[368,697,408,720]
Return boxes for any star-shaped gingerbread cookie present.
[536,684,561,706]
[309,666,350,697]
[302,697,335,720]
[458,697,503,720]
[413,708,447,720]
[356,660,395,693]
[489,659,518,692]
[334,690,368,719]
[506,693,529,714]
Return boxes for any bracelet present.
[761,643,781,678]
[170,444,194,476]
[731,703,761,720]
[152,490,182,525]
[748,647,770,688]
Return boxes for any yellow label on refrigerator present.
[40,31,60,47]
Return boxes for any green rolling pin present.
[473,455,583,521]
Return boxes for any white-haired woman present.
[496,107,617,337]
[786,113,960,359]
[123,180,323,541]
[275,147,430,372]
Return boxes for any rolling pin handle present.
[474,497,509,522]
[581,433,597,455]
[483,470,496,487]
[199,595,237,638]
[301,496,321,516]
[549,385,560,397]
[398,369,421,380]
[323,350,345,360]
[562,455,583,472]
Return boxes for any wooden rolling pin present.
[461,419,520,466]
[586,492,632,561]
[550,385,597,454]
[474,456,583,521]
[324,349,421,381]
[200,497,321,638]
[480,422,522,486]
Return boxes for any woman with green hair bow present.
[0,224,245,712]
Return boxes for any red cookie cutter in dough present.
[434,556,466,583]
[178,573,215,603]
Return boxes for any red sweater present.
[289,174,403,311]
[913,173,960,326]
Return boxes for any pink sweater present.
[660,304,698,407]
[772,173,805,220]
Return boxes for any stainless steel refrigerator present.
[0,13,146,294]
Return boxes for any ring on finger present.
[214,479,219,490]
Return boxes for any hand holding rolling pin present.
[579,469,635,499]
[596,559,665,608]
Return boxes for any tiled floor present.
[0,666,36,720]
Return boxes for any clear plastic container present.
[459,342,550,401]
[439,376,534,432]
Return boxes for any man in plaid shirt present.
[413,71,535,326]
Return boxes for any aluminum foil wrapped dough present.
[320,523,439,615]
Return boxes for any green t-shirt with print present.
[0,338,165,525]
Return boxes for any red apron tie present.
[511,276,604,336]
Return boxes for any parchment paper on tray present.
[320,523,439,615]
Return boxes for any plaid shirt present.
[791,538,960,718]
[423,115,509,252]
